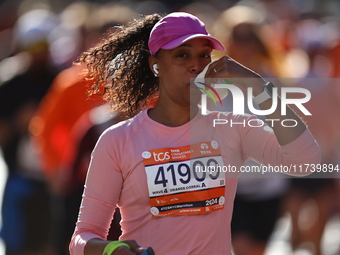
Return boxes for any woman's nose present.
[189,58,206,74]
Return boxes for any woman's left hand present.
[205,56,266,95]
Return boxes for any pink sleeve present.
[239,115,321,175]
[69,131,123,255]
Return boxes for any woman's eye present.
[201,54,211,58]
[177,53,187,58]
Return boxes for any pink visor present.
[148,12,225,55]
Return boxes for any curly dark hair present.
[78,13,164,117]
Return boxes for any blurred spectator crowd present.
[0,0,340,255]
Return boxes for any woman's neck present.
[148,103,198,127]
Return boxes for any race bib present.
[142,141,225,217]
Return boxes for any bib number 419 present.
[154,159,220,188]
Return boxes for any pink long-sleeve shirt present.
[70,109,320,255]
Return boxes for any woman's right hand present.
[84,238,146,255]
[112,240,146,255]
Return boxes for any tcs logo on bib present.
[153,152,170,162]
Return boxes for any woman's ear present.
[148,56,159,77]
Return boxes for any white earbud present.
[153,64,159,75]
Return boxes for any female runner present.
[69,12,320,255]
